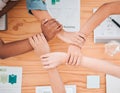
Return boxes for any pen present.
[109,17,120,29]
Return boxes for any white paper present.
[93,8,120,43]
[87,75,100,88]
[106,74,120,93]
[0,66,22,93]
[46,0,80,32]
[36,85,76,93]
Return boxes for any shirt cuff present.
[26,0,47,14]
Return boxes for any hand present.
[29,33,50,56]
[41,19,63,41]
[40,52,67,69]
[67,45,83,66]
[57,31,86,48]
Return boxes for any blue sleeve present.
[26,0,47,14]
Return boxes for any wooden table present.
[0,0,120,93]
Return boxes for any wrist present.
[56,29,64,37]
[78,32,87,41]
[69,43,82,50]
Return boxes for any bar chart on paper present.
[46,0,80,32]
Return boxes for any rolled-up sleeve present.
[26,0,47,14]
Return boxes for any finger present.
[76,57,80,66]
[47,65,55,69]
[33,35,39,43]
[41,19,48,25]
[52,25,63,34]
[42,61,50,66]
[76,34,85,42]
[41,58,48,61]
[73,38,83,46]
[66,53,71,64]
[68,54,74,65]
[54,20,62,26]
[71,39,83,48]
[43,19,56,27]
[40,33,48,44]
[46,21,61,31]
[40,54,50,59]
[36,33,44,44]
[76,56,81,66]
[43,65,50,69]
[71,55,78,65]
[43,64,55,69]
[78,33,87,41]
[28,37,36,48]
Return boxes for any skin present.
[41,1,120,66]
[29,33,66,93]
[40,52,120,78]
[31,9,85,67]
[0,19,61,59]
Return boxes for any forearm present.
[0,39,33,59]
[61,53,120,78]
[80,1,120,36]
[31,10,52,21]
[81,56,120,78]
[48,69,66,93]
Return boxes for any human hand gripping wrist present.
[28,33,50,56]
[67,44,83,66]
[57,31,86,48]
[41,19,63,41]
[40,52,67,69]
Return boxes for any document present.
[0,66,22,93]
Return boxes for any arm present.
[0,38,33,59]
[0,0,19,17]
[0,18,61,59]
[66,1,120,70]
[80,1,120,37]
[48,69,66,93]
[41,52,120,78]
[81,56,120,78]
[29,34,66,93]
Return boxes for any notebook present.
[0,14,7,30]
[93,8,120,43]
[106,74,120,93]
[46,0,80,32]
[0,66,22,93]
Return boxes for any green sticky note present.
[52,0,56,5]
[9,74,17,84]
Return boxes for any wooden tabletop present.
[0,0,120,93]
